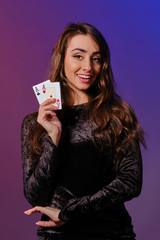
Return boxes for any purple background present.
[0,1,159,239]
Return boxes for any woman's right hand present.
[37,98,62,146]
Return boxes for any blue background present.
[0,0,159,239]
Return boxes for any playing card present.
[46,87,56,100]
[32,80,50,104]
[32,80,62,109]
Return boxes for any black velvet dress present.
[21,103,142,240]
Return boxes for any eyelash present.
[73,55,101,63]
[92,57,101,63]
[74,55,82,59]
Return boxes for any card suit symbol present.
[50,95,52,98]
[57,99,60,108]
[35,87,40,95]
[42,84,46,94]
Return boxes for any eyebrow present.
[71,48,100,55]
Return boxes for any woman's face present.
[64,34,102,96]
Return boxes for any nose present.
[82,58,92,72]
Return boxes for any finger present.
[24,209,35,215]
[36,220,64,228]
[44,104,58,110]
[36,220,57,227]
[38,104,58,120]
[42,110,57,119]
[24,210,33,215]
[38,99,57,114]
[38,111,57,122]
[24,206,44,215]
[40,98,56,108]
[40,102,59,111]
[24,206,58,218]
[39,105,59,114]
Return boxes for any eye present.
[92,57,101,63]
[73,54,83,59]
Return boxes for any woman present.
[22,23,146,240]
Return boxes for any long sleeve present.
[59,142,142,222]
[21,114,58,206]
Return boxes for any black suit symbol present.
[35,87,40,96]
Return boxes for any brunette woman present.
[22,23,146,240]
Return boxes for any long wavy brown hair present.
[29,23,146,167]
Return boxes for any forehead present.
[66,34,100,52]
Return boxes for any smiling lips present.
[77,74,93,83]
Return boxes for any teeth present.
[77,75,91,79]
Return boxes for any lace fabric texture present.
[21,104,142,240]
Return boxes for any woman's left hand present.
[24,206,65,227]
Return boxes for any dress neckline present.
[63,102,88,110]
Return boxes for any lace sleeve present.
[58,142,142,222]
[21,113,58,206]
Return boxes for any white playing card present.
[45,81,62,109]
[32,80,62,109]
[32,80,50,104]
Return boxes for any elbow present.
[23,188,47,207]
[132,173,143,198]
[24,188,37,206]
[133,183,142,198]
[123,170,143,199]
[122,176,142,201]
[127,181,142,200]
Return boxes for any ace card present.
[32,80,62,109]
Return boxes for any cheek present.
[64,58,79,77]
[95,65,102,76]
[64,58,71,76]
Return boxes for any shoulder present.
[21,112,38,133]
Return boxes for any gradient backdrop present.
[0,0,159,239]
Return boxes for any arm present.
[58,142,142,222]
[21,114,58,206]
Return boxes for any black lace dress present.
[21,103,142,240]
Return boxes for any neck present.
[69,90,89,106]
